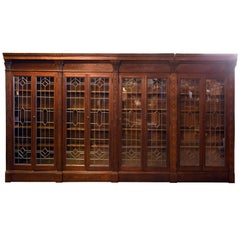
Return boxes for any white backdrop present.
[0,1,239,240]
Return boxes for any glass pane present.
[147,78,168,167]
[90,78,109,166]
[205,79,225,166]
[36,76,54,164]
[13,76,32,164]
[66,77,85,165]
[121,78,142,167]
[179,79,200,166]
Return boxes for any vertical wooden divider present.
[31,73,36,170]
[85,75,90,170]
[111,61,120,181]
[227,69,235,183]
[142,75,147,171]
[56,61,64,179]
[169,72,178,182]
[199,76,205,170]
[5,61,13,174]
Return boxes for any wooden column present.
[56,61,64,181]
[169,70,178,182]
[226,64,235,183]
[111,61,121,181]
[5,60,13,181]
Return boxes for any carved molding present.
[4,60,12,71]
[55,60,64,71]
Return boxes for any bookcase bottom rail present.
[5,170,233,183]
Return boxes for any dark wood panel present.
[177,171,229,182]
[5,170,62,182]
[120,62,170,73]
[176,63,228,73]
[63,171,118,182]
[10,61,59,71]
[118,171,170,182]
[64,63,113,72]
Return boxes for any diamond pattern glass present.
[36,76,54,164]
[66,77,85,165]
[121,78,142,167]
[147,78,168,167]
[205,79,225,166]
[14,76,32,164]
[90,78,110,166]
[179,79,200,166]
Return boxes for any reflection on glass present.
[90,78,109,166]
[121,78,142,167]
[147,78,168,167]
[205,79,225,166]
[66,77,85,165]
[179,79,200,166]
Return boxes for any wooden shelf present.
[37,90,54,93]
[36,144,54,147]
[67,144,85,147]
[67,108,84,111]
[37,126,54,129]
[15,125,32,129]
[67,127,85,131]
[67,90,84,93]
[90,129,109,132]
[147,91,167,95]
[15,143,31,147]
[147,108,167,111]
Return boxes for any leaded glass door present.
[178,76,227,169]
[63,74,112,170]
[13,73,58,170]
[146,77,168,168]
[205,78,225,167]
[120,75,169,170]
[121,77,142,168]
[36,75,55,166]
[64,76,85,168]
[179,78,201,167]
[14,75,32,167]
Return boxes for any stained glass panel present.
[205,79,225,166]
[179,79,200,166]
[14,76,32,164]
[66,77,85,165]
[147,78,168,167]
[121,78,142,167]
[90,78,109,166]
[36,76,54,164]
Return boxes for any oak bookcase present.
[4,53,237,182]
